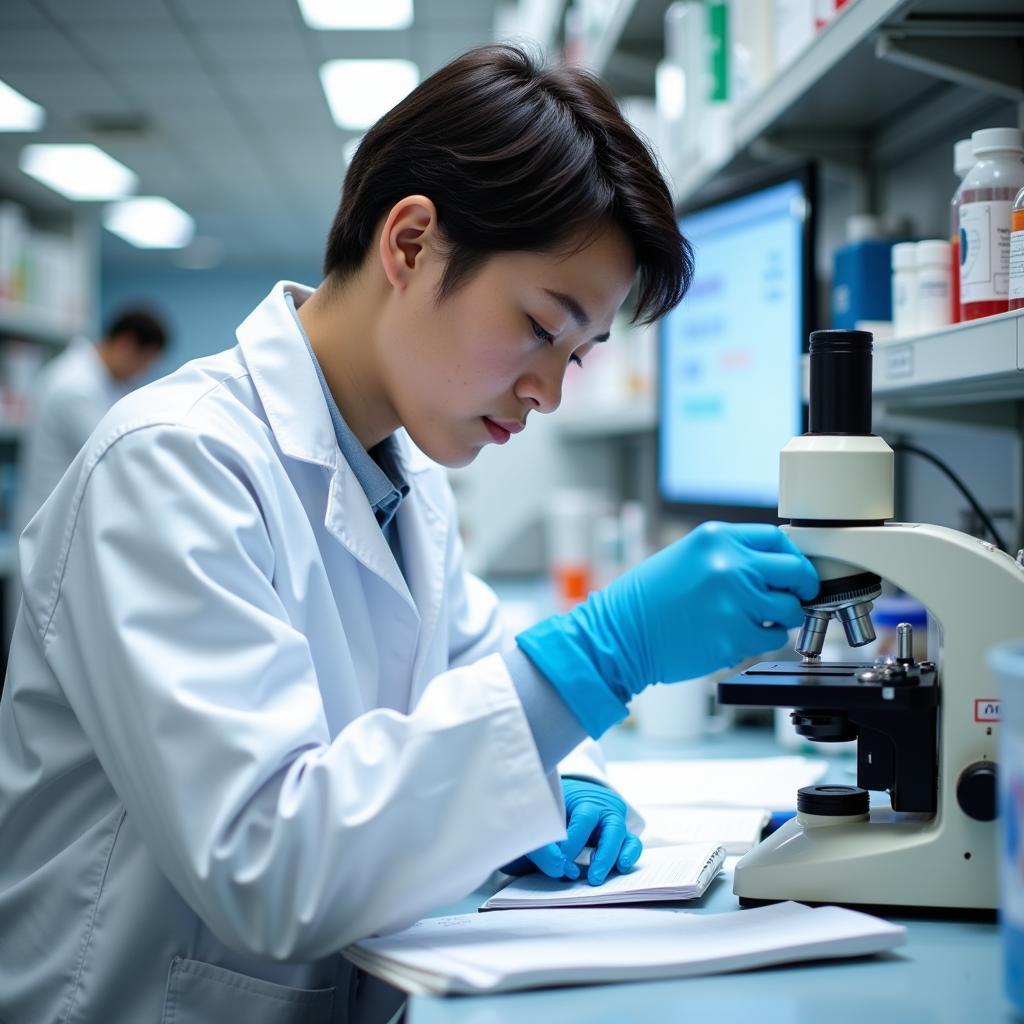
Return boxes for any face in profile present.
[380,223,636,468]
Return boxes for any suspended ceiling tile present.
[199,26,311,68]
[220,69,324,104]
[0,27,89,68]
[0,0,47,27]
[35,0,177,26]
[115,66,225,106]
[72,25,201,67]
[0,67,128,113]
[310,29,416,62]
[172,0,300,28]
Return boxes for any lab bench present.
[406,725,1013,1024]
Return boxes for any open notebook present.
[344,901,906,996]
[480,843,725,910]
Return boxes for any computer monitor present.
[658,164,816,523]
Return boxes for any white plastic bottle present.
[891,242,918,337]
[915,239,952,333]
[959,127,1024,320]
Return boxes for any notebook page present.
[481,843,723,908]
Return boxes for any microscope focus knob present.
[956,761,998,821]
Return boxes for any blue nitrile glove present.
[517,522,819,738]
[501,779,642,886]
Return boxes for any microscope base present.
[733,810,997,911]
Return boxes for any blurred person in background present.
[14,306,168,533]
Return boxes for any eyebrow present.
[542,289,610,343]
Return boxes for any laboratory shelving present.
[558,395,656,438]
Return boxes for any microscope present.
[717,329,1024,912]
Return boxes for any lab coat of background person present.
[0,46,818,1024]
[15,306,168,534]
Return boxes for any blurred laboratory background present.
[0,0,1021,682]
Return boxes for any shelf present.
[558,398,656,438]
[670,0,1024,206]
[873,307,1024,405]
[0,299,80,346]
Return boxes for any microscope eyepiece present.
[808,328,873,435]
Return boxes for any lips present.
[482,417,511,444]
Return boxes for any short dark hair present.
[103,307,168,350]
[324,44,693,325]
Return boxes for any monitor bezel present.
[658,161,818,526]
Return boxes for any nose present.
[515,358,565,415]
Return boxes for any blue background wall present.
[99,262,322,379]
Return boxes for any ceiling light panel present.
[0,79,45,131]
[20,144,137,200]
[319,59,419,130]
[297,0,413,30]
[103,196,195,249]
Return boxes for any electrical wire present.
[892,442,1010,554]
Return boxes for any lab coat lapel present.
[323,459,416,612]
[394,457,449,682]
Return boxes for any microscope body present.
[724,522,1022,911]
[716,330,1024,911]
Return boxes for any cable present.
[892,442,1010,554]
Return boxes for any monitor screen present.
[658,167,815,520]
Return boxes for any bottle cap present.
[845,213,880,242]
[915,239,951,267]
[970,127,1023,156]
[953,138,975,177]
[891,241,917,270]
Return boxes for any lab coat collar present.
[236,282,443,614]
[235,281,434,480]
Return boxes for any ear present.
[378,195,439,291]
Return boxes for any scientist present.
[15,305,168,531]
[0,46,817,1024]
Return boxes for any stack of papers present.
[344,901,906,996]
[481,843,725,910]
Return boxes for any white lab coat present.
[15,337,126,532]
[0,282,615,1024]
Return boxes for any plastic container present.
[986,641,1024,1017]
[950,137,975,322]
[831,215,896,330]
[1010,184,1024,312]
[959,127,1024,321]
[891,241,918,337]
[914,240,952,333]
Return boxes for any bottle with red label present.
[959,127,1024,321]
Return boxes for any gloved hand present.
[502,778,642,886]
[517,522,819,737]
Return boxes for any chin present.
[405,427,479,469]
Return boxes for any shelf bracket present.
[876,20,1024,103]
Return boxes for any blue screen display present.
[659,177,807,510]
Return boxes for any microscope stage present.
[718,661,938,711]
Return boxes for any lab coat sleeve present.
[34,424,566,961]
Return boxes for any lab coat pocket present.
[162,956,335,1024]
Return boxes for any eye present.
[529,317,554,344]
[530,317,584,368]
